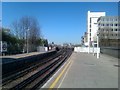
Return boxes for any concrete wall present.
[2,50,57,77]
[101,47,120,58]
[74,47,100,53]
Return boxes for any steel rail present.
[2,49,73,90]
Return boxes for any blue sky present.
[2,2,118,44]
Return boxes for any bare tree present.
[11,20,20,39]
[12,16,41,52]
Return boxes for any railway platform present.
[1,50,54,59]
[42,52,118,88]
[1,50,57,81]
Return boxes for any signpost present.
[0,41,7,52]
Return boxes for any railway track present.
[2,48,73,90]
[2,50,61,85]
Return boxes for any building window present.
[110,18,113,21]
[90,18,91,23]
[103,24,104,26]
[90,25,91,28]
[90,29,91,32]
[115,29,117,31]
[98,23,100,26]
[111,29,113,31]
[106,24,109,26]
[115,24,118,26]
[110,24,113,26]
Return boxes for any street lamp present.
[92,41,95,56]
[97,32,100,59]
[107,29,110,47]
[87,32,90,53]
[27,28,29,53]
[88,41,90,53]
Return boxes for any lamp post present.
[27,28,29,53]
[107,29,110,47]
[87,32,90,53]
[97,32,100,59]
[88,41,90,53]
[92,42,95,56]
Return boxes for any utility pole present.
[92,42,95,56]
[27,28,29,53]
[97,32,100,59]
[87,32,90,53]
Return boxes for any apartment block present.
[87,11,106,47]
[97,16,120,47]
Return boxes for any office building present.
[97,16,120,47]
[86,11,106,47]
[81,32,88,46]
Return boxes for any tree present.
[12,16,42,52]
[43,39,48,47]
[11,20,20,39]
[1,28,22,54]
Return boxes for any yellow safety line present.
[49,60,72,90]
[57,60,73,88]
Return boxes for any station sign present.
[0,41,7,52]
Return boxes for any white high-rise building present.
[86,11,106,47]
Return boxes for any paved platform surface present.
[42,52,118,88]
[1,52,43,59]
